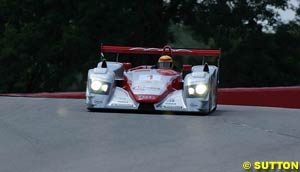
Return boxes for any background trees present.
[0,0,299,92]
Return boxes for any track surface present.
[0,97,300,172]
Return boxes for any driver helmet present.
[158,55,173,69]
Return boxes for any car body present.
[86,45,221,114]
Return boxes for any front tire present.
[87,107,97,112]
[212,86,218,112]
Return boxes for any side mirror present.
[203,63,209,72]
[101,59,107,68]
[123,63,132,71]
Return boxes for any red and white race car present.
[86,45,221,114]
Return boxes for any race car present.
[86,45,221,114]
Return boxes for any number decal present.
[149,75,153,80]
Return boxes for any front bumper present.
[87,87,210,112]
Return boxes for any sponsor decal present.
[162,105,182,109]
[117,100,129,104]
[129,47,161,51]
[139,74,161,81]
[165,102,176,105]
[132,85,160,91]
[138,95,155,99]
[163,97,183,108]
[111,103,132,107]
[129,47,192,53]
[93,97,104,104]
[190,103,199,107]
[94,100,103,104]
[168,98,175,103]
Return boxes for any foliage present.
[0,0,299,92]
[167,0,300,87]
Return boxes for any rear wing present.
[101,45,221,57]
[100,45,221,69]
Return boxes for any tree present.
[0,0,169,92]
[1,0,300,93]
[167,0,300,87]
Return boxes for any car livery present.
[86,45,221,114]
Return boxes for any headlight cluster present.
[90,80,110,94]
[187,84,208,96]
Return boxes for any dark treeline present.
[0,0,299,92]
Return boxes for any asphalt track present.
[0,97,300,172]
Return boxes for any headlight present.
[195,84,207,95]
[188,87,195,95]
[91,80,102,91]
[90,80,111,94]
[101,84,108,92]
[186,83,208,97]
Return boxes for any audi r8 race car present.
[86,45,221,114]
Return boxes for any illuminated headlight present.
[195,84,207,95]
[90,80,110,94]
[186,83,208,97]
[188,88,195,95]
[101,84,108,92]
[91,80,102,91]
